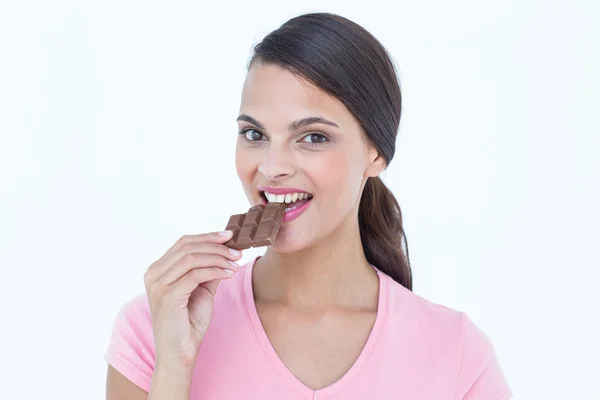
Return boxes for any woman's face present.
[235,63,384,253]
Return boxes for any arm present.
[106,365,192,400]
[106,365,148,400]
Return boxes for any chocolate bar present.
[224,203,286,250]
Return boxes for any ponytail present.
[359,176,412,290]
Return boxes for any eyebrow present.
[236,114,339,131]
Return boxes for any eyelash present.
[238,128,330,145]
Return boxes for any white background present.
[1,1,598,398]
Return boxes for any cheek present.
[235,145,258,194]
[309,149,364,199]
[235,144,252,179]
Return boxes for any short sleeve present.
[104,294,156,393]
[454,313,512,400]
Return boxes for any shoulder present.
[384,275,465,337]
[107,293,152,337]
[383,275,499,357]
[454,313,512,399]
[114,292,151,318]
[105,293,154,392]
[107,292,153,339]
[382,275,512,399]
[109,293,154,342]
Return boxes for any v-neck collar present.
[243,255,389,400]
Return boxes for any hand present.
[143,230,241,373]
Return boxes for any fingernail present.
[229,248,241,257]
[224,269,235,275]
[229,261,239,269]
[218,230,232,236]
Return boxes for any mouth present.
[258,189,313,222]
[259,190,313,211]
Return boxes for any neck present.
[253,214,379,312]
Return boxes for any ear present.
[365,147,387,178]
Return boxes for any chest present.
[257,302,378,391]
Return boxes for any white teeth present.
[263,191,313,203]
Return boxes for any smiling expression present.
[235,63,385,253]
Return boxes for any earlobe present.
[365,154,386,178]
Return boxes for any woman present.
[105,12,512,399]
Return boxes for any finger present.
[165,231,234,259]
[146,231,236,280]
[198,274,224,297]
[174,266,233,297]
[167,241,242,269]
[147,241,242,285]
[157,253,238,287]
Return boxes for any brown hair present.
[249,12,412,290]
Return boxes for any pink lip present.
[257,198,312,222]
[282,198,312,222]
[255,186,313,222]
[258,186,311,195]
[256,193,312,222]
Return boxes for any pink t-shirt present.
[105,256,512,399]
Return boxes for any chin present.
[269,227,314,253]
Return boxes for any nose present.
[257,143,295,181]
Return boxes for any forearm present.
[148,368,193,400]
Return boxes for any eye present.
[239,128,266,142]
[300,133,329,144]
